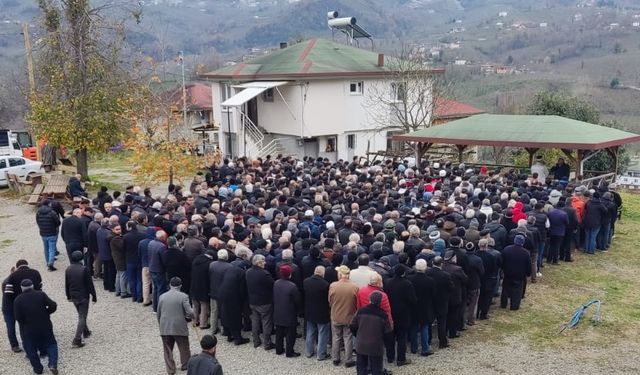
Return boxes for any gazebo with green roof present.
[393,114,640,178]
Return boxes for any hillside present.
[1,0,640,142]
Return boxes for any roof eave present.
[199,68,446,81]
[391,135,640,150]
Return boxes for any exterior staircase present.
[240,112,287,159]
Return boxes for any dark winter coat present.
[384,275,417,328]
[14,289,57,336]
[273,278,301,327]
[208,261,232,299]
[442,262,468,306]
[190,254,213,301]
[464,252,485,290]
[303,275,330,324]
[245,265,274,306]
[407,272,436,324]
[162,247,191,294]
[123,230,146,266]
[349,304,392,357]
[502,244,532,281]
[583,198,607,229]
[65,262,97,302]
[218,266,247,330]
[547,208,569,237]
[36,204,60,237]
[61,215,87,248]
[425,267,453,316]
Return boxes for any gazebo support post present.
[456,144,467,163]
[605,146,619,176]
[575,149,588,180]
[413,142,432,166]
[525,147,539,167]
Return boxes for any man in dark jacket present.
[560,199,579,262]
[36,199,61,271]
[186,335,223,375]
[65,251,97,347]
[547,205,569,264]
[3,260,43,353]
[60,208,87,262]
[109,224,128,298]
[162,237,191,294]
[463,242,484,326]
[87,213,103,278]
[148,230,168,312]
[123,221,145,303]
[384,265,417,366]
[218,261,249,346]
[273,264,301,357]
[183,225,206,265]
[407,259,435,356]
[476,239,498,320]
[425,256,453,348]
[501,235,532,311]
[14,279,59,374]
[190,250,214,330]
[303,265,331,360]
[583,192,607,254]
[209,250,232,334]
[349,291,392,375]
[245,254,275,351]
[442,250,468,339]
[96,218,115,292]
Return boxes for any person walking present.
[186,335,223,375]
[65,251,97,347]
[138,227,156,306]
[2,267,22,353]
[350,291,392,375]
[245,254,275,350]
[303,265,331,360]
[157,277,194,375]
[36,199,61,271]
[273,264,301,357]
[328,265,358,368]
[14,279,59,374]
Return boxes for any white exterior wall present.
[211,77,430,160]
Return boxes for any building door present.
[303,138,319,159]
[247,97,258,126]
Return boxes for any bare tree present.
[364,47,453,163]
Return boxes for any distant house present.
[496,66,515,74]
[633,22,640,28]
[200,38,445,161]
[432,98,484,125]
[498,11,508,17]
[454,59,467,65]
[539,22,548,28]
[162,82,219,154]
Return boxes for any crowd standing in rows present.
[3,153,623,375]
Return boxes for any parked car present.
[0,156,44,187]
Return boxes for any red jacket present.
[356,285,393,328]
[570,196,586,224]
[512,202,527,224]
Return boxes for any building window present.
[220,83,232,101]
[262,88,274,102]
[347,134,356,149]
[391,82,406,102]
[326,137,336,152]
[349,81,364,95]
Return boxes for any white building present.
[201,38,443,161]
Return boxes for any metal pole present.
[226,108,232,158]
[180,51,188,135]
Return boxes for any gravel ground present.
[0,195,638,375]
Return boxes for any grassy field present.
[465,192,640,348]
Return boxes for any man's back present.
[157,288,192,336]
[328,281,359,324]
[187,351,223,375]
[14,289,56,335]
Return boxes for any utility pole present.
[22,22,35,92]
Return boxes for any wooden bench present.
[6,173,32,195]
[28,184,44,205]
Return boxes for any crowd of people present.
[3,153,623,375]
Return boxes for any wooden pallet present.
[28,184,44,205]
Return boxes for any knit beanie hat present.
[369,291,382,306]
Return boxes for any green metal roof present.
[201,38,443,80]
[394,114,640,150]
